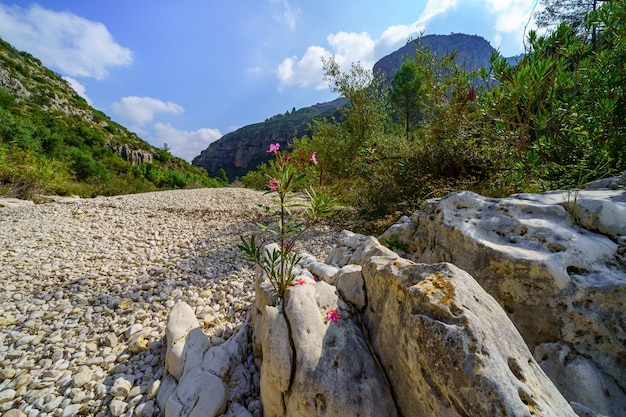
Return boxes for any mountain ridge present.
[192,97,347,179]
[192,33,516,180]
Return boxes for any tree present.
[316,56,387,174]
[534,0,610,34]
[389,60,423,139]
[321,57,387,146]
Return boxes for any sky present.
[0,0,540,162]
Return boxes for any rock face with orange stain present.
[362,257,574,417]
[381,184,626,416]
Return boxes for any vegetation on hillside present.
[0,38,225,199]
[244,1,625,216]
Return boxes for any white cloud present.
[485,0,536,33]
[151,123,222,163]
[63,76,92,105]
[111,96,184,125]
[277,45,331,89]
[378,0,458,47]
[328,32,376,68]
[0,4,132,80]
[276,33,376,90]
[420,0,459,23]
[483,0,537,53]
[276,0,457,89]
[271,0,299,30]
[378,22,426,48]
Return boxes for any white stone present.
[362,255,576,417]
[146,379,160,400]
[62,403,83,417]
[165,302,200,380]
[0,388,16,403]
[126,323,143,339]
[108,398,128,416]
[333,264,366,309]
[110,377,133,398]
[383,190,626,396]
[71,371,92,388]
[135,400,156,417]
[534,342,626,417]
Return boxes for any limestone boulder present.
[165,302,201,380]
[361,256,575,416]
[534,342,626,417]
[253,261,398,417]
[252,234,577,417]
[514,189,626,240]
[158,301,255,417]
[381,190,626,398]
[334,264,366,310]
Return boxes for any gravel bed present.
[0,188,339,417]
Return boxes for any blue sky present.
[0,1,540,161]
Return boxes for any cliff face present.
[192,98,346,180]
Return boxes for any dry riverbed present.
[0,188,340,417]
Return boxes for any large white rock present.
[259,305,292,417]
[326,232,576,417]
[334,264,366,309]
[514,189,626,239]
[534,342,626,417]
[165,302,201,380]
[381,190,626,399]
[159,301,255,417]
[253,258,398,417]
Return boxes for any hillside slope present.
[0,38,220,198]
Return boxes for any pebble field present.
[0,188,338,417]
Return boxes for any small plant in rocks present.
[238,143,336,298]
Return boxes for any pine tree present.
[534,0,610,33]
[389,60,423,140]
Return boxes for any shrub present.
[67,146,110,181]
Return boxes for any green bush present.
[0,145,71,199]
[0,89,15,108]
[67,146,110,181]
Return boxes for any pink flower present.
[268,178,281,191]
[295,277,306,285]
[325,309,341,323]
[267,143,280,153]
[310,152,318,165]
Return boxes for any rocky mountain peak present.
[192,34,507,180]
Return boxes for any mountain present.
[373,33,497,83]
[192,98,347,180]
[192,33,514,180]
[0,38,219,199]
